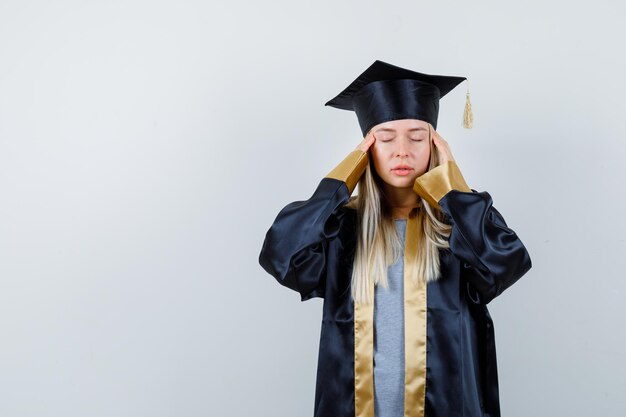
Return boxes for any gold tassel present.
[463,80,474,129]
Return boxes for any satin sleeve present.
[259,149,368,301]
[414,160,532,305]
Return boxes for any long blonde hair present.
[346,135,453,305]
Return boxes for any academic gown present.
[258,149,533,417]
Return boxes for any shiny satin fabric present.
[258,176,532,417]
[403,209,427,417]
[354,275,375,417]
[439,189,533,305]
[413,160,472,211]
[352,79,441,135]
[258,178,350,302]
[326,149,369,195]
[323,60,467,137]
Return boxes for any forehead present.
[373,118,429,132]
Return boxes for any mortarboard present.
[325,59,473,136]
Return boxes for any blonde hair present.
[346,133,453,305]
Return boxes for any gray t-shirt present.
[373,218,406,417]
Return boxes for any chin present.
[384,177,416,188]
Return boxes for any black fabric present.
[440,189,533,306]
[351,79,441,135]
[258,177,532,417]
[324,60,467,136]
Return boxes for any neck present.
[383,183,419,220]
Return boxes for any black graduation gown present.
[259,149,532,417]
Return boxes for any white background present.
[1,1,624,416]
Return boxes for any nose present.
[394,141,409,158]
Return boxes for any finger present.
[358,130,376,152]
[432,130,444,144]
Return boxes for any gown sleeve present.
[413,160,532,305]
[258,149,369,301]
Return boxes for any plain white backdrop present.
[1,1,625,416]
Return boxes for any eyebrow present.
[375,127,427,132]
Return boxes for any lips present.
[392,165,413,170]
[391,165,414,176]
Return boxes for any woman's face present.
[369,118,431,189]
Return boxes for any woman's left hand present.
[428,123,455,165]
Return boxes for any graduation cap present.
[325,59,473,136]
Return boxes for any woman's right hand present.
[355,129,376,153]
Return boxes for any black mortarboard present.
[325,59,473,136]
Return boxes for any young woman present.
[258,60,532,417]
